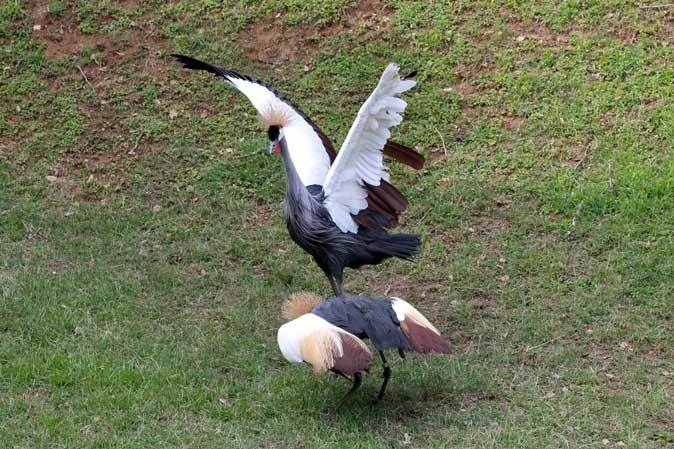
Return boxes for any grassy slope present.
[1,0,672,447]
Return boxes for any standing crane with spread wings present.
[173,55,424,296]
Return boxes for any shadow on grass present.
[281,354,493,428]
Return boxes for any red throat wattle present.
[274,141,282,154]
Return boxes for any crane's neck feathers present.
[279,138,310,197]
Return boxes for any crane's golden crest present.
[258,101,294,128]
[282,291,322,320]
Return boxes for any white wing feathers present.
[322,64,415,233]
[224,77,283,118]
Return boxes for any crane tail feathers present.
[392,298,450,354]
[382,140,425,170]
[375,233,421,261]
[400,317,450,354]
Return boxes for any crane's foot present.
[319,410,336,422]
[327,371,350,382]
[320,372,361,419]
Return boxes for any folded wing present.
[278,314,373,375]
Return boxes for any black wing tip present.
[170,53,197,65]
[404,70,418,80]
[171,55,255,84]
[170,54,215,72]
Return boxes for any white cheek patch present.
[283,125,331,186]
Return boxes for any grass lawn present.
[1,0,672,447]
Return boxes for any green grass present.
[1,0,672,447]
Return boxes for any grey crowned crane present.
[172,55,424,296]
[277,292,449,415]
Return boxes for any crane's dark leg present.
[334,372,362,410]
[333,371,350,381]
[398,348,406,359]
[328,370,351,382]
[320,266,342,297]
[376,351,392,401]
[328,276,341,298]
[321,373,362,421]
[334,270,344,297]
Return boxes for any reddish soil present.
[239,0,393,63]
[560,142,590,167]
[28,0,163,61]
[503,115,525,130]
[23,1,170,199]
[475,216,510,235]
[505,18,572,48]
[27,0,167,94]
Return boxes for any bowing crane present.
[278,292,449,415]
[173,55,424,296]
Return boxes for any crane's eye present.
[268,125,280,142]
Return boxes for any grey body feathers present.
[312,295,413,352]
[280,142,420,295]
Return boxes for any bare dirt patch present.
[42,173,85,201]
[474,216,510,236]
[452,63,491,118]
[559,143,590,167]
[610,9,672,45]
[503,115,525,130]
[239,0,393,62]
[23,1,171,200]
[453,79,476,97]
[30,10,103,59]
[245,199,276,227]
[27,0,169,107]
[664,16,674,44]
[352,272,433,300]
[505,19,570,48]
[28,1,168,80]
[471,289,492,310]
[506,7,667,46]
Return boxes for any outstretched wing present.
[173,55,425,227]
[322,64,416,233]
[172,54,331,187]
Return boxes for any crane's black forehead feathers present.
[267,125,280,141]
